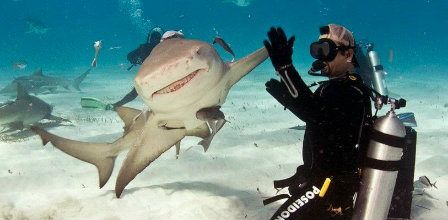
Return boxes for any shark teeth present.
[154,69,203,96]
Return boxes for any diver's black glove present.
[265,78,303,119]
[265,78,291,108]
[263,27,295,71]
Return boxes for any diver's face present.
[320,42,354,79]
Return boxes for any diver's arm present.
[276,64,313,100]
[263,27,315,121]
[265,64,315,121]
[112,87,138,108]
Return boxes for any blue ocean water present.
[1,0,447,76]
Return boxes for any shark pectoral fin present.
[186,123,211,139]
[115,122,186,198]
[31,126,116,188]
[115,107,145,135]
[227,47,268,86]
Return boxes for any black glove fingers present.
[271,28,283,48]
[277,27,287,45]
[288,36,296,48]
[263,40,273,54]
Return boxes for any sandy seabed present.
[0,66,447,219]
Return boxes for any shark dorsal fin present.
[32,67,43,76]
[115,106,142,134]
[16,83,29,99]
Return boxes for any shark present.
[0,84,67,130]
[223,0,254,7]
[31,37,268,198]
[0,68,90,95]
[25,16,49,34]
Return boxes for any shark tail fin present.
[31,126,116,188]
[73,69,91,91]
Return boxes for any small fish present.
[12,61,27,70]
[91,40,102,67]
[419,176,438,189]
[213,36,235,62]
[109,46,121,50]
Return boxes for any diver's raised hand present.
[263,27,295,71]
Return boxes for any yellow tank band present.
[319,178,332,197]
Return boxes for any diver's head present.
[309,24,357,78]
[147,26,163,43]
[160,30,185,42]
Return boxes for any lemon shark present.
[0,84,67,131]
[32,38,268,198]
[0,68,90,95]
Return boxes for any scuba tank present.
[352,97,407,220]
[368,51,389,96]
[355,40,389,96]
[352,39,417,220]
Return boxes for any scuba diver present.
[262,24,374,219]
[127,26,164,71]
[108,29,186,109]
[107,27,164,110]
[80,28,185,110]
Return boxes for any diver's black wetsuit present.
[266,65,372,219]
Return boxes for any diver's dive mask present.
[310,39,353,62]
[308,39,355,76]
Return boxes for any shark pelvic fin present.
[115,120,186,198]
[31,126,116,188]
[115,106,143,135]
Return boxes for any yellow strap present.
[319,178,332,197]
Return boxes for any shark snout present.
[135,56,209,101]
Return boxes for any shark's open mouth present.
[153,68,203,96]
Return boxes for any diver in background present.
[106,27,164,110]
[107,29,187,110]
[81,29,187,110]
[263,24,373,219]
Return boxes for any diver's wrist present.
[276,63,293,71]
